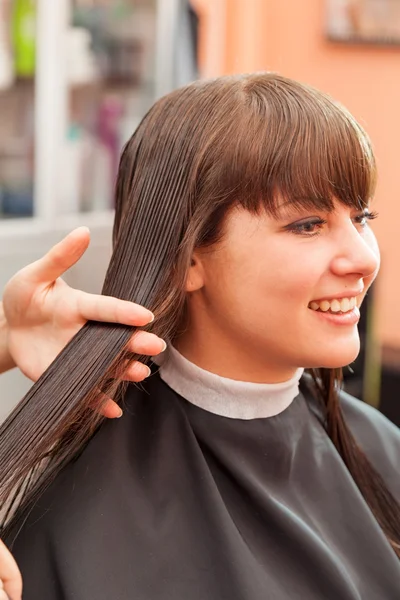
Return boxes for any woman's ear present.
[185,252,205,292]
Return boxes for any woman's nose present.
[330,225,380,279]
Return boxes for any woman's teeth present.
[309,297,357,313]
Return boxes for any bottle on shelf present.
[0,0,14,90]
[66,26,98,87]
[12,0,36,78]
[0,137,34,217]
[57,123,84,215]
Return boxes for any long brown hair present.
[1,73,400,556]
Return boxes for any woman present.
[0,227,166,600]
[2,73,400,599]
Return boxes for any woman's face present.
[178,200,380,382]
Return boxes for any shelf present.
[327,34,400,47]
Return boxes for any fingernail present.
[160,340,167,352]
[147,312,155,323]
[145,365,152,378]
[116,408,123,418]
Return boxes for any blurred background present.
[0,0,399,425]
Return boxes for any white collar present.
[154,345,304,420]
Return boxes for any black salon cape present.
[7,373,400,599]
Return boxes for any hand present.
[0,539,22,600]
[2,227,165,418]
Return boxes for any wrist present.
[0,301,16,374]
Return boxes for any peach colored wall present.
[200,0,400,348]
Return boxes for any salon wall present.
[204,0,400,351]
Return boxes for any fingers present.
[99,362,152,419]
[75,293,154,327]
[97,362,150,419]
[97,333,166,419]
[123,361,151,382]
[21,227,91,285]
[127,331,166,356]
[0,539,22,600]
[99,399,123,419]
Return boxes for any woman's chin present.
[318,349,360,369]
[304,340,360,370]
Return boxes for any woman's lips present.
[308,305,360,326]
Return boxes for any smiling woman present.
[1,73,400,599]
[176,202,380,380]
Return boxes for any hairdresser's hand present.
[0,538,22,600]
[2,227,165,418]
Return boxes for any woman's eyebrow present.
[273,203,316,219]
[274,199,335,218]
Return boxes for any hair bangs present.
[233,75,377,217]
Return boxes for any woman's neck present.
[173,333,299,385]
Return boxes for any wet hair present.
[1,73,399,557]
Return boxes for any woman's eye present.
[286,219,327,236]
[354,210,379,227]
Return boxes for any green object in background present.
[12,0,36,77]
[363,291,382,410]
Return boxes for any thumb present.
[21,227,91,285]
